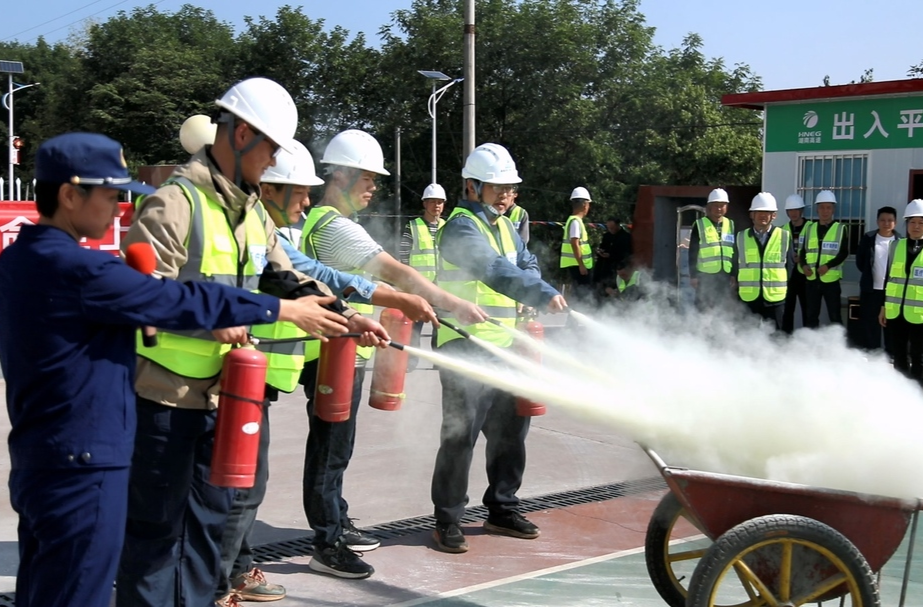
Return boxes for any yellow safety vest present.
[616,271,640,292]
[250,224,308,393]
[136,176,267,379]
[300,205,374,362]
[736,228,789,303]
[508,205,526,231]
[436,207,519,347]
[560,216,594,269]
[803,222,843,283]
[408,217,444,281]
[695,216,735,274]
[884,239,923,324]
[782,220,813,275]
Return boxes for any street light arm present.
[427,78,464,119]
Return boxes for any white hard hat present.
[320,129,390,176]
[570,187,591,201]
[904,199,923,219]
[461,143,522,184]
[749,192,778,212]
[707,188,729,204]
[215,77,298,153]
[422,183,446,200]
[179,115,217,155]
[261,140,324,187]
[816,189,837,204]
[784,194,805,210]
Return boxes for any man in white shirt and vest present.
[560,187,594,303]
[689,188,736,310]
[735,193,790,331]
[799,189,847,328]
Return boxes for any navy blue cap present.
[35,132,155,195]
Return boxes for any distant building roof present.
[722,78,923,111]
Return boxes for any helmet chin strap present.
[218,114,265,189]
[264,185,295,226]
[473,181,501,218]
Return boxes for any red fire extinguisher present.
[314,336,357,422]
[515,319,547,416]
[369,308,413,411]
[211,346,267,488]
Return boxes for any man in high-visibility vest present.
[799,189,847,328]
[433,143,567,554]
[614,258,643,302]
[735,193,790,330]
[689,188,736,309]
[505,190,530,244]
[299,130,486,579]
[781,194,813,333]
[880,199,923,384]
[560,186,594,303]
[117,79,388,607]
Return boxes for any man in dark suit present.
[856,206,899,352]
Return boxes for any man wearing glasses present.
[430,143,567,554]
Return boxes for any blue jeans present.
[117,397,233,607]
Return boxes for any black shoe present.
[309,541,374,579]
[433,522,469,553]
[484,512,540,539]
[342,518,380,552]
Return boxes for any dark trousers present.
[743,299,784,331]
[859,289,890,352]
[216,402,271,598]
[117,397,234,607]
[302,360,366,548]
[566,265,594,304]
[694,272,733,310]
[432,338,530,524]
[804,279,842,328]
[11,466,129,607]
[889,315,923,384]
[782,271,808,334]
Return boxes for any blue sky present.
[2,0,919,91]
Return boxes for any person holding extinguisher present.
[431,143,567,554]
[116,79,389,607]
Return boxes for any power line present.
[2,0,110,42]
[17,0,168,45]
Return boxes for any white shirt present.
[872,233,896,290]
[568,218,583,239]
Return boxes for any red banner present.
[0,201,134,255]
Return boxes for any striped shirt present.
[310,214,384,274]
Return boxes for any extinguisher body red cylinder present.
[314,337,357,422]
[211,347,268,488]
[369,309,414,411]
[515,320,547,416]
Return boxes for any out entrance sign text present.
[765,96,923,152]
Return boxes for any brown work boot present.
[230,567,286,602]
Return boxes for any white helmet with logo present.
[570,187,591,201]
[215,77,298,153]
[904,199,923,219]
[261,140,324,186]
[320,129,390,176]
[749,192,778,212]
[784,194,805,210]
[707,188,729,204]
[423,183,446,200]
[179,115,217,155]
[816,190,837,204]
[461,143,522,184]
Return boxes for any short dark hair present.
[607,217,621,224]
[877,206,897,218]
[35,181,94,218]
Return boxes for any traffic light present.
[11,136,23,165]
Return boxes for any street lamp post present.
[1,60,38,201]
[417,70,463,185]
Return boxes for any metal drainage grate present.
[0,475,666,605]
[253,475,666,563]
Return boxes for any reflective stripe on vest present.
[251,226,308,392]
[782,220,813,275]
[436,207,518,347]
[695,216,735,274]
[804,222,843,282]
[884,239,923,324]
[560,215,593,269]
[300,205,374,362]
[137,176,268,379]
[736,228,789,303]
[408,217,444,281]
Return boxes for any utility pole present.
[463,0,475,158]
[394,126,402,252]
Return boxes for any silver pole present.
[431,81,437,184]
[8,73,13,200]
[462,0,475,158]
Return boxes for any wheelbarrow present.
[642,447,922,607]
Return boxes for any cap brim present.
[114,180,156,195]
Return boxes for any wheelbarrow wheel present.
[645,491,712,607]
[686,514,880,607]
